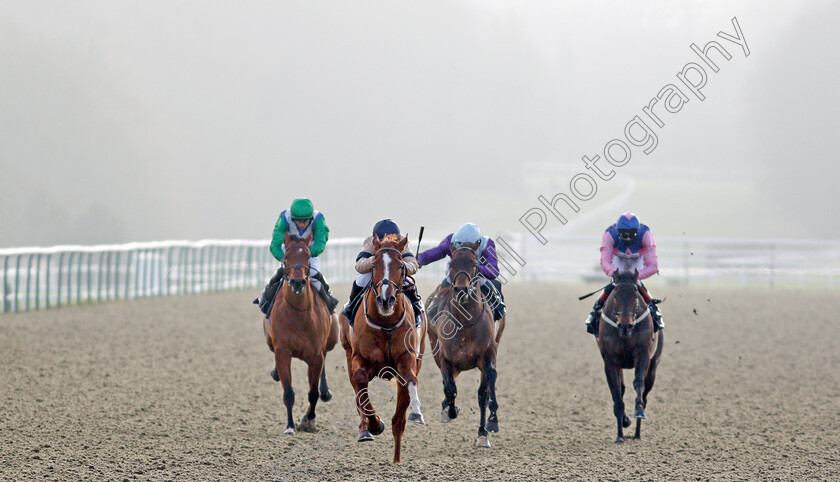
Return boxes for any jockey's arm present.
[401,251,419,276]
[355,236,375,274]
[638,230,659,280]
[478,238,500,279]
[600,231,617,277]
[416,234,453,267]
[269,213,288,262]
[310,215,329,257]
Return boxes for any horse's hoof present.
[476,435,491,448]
[357,431,374,442]
[622,415,632,428]
[408,412,426,425]
[634,409,646,419]
[270,368,279,382]
[615,436,625,444]
[370,418,386,436]
[485,419,499,433]
[440,406,459,423]
[448,405,460,420]
[283,427,295,435]
[298,415,316,433]
[320,390,333,402]
[633,435,641,440]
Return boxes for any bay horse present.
[426,243,500,448]
[338,234,427,464]
[597,269,663,443]
[263,233,339,434]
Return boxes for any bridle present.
[280,243,312,311]
[601,281,650,330]
[449,246,479,291]
[371,247,406,299]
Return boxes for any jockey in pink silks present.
[585,212,665,337]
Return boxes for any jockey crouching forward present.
[341,219,425,327]
[586,212,665,337]
[254,198,339,316]
[417,223,506,322]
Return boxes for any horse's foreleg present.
[476,368,489,446]
[484,351,499,434]
[275,349,295,434]
[604,361,625,443]
[637,337,662,440]
[298,356,323,432]
[440,359,459,422]
[319,366,332,402]
[632,350,652,420]
[392,376,410,464]
[351,355,382,441]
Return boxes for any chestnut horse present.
[597,269,663,443]
[426,243,500,448]
[339,234,427,464]
[263,234,339,434]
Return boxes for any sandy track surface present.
[1,282,839,480]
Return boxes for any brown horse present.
[339,234,427,464]
[263,233,339,434]
[597,269,664,443]
[426,244,500,448]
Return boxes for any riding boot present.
[402,282,425,328]
[342,282,365,327]
[586,282,615,336]
[480,279,506,321]
[311,271,339,314]
[256,268,284,316]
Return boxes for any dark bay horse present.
[339,234,427,464]
[263,234,339,434]
[597,269,663,443]
[426,244,500,448]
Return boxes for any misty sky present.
[1,1,837,248]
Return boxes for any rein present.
[602,282,650,330]
[600,306,650,329]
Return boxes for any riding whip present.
[578,283,611,301]
[416,226,425,255]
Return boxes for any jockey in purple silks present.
[417,223,506,321]
[585,212,665,337]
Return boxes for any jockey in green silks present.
[254,198,339,315]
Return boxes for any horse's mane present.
[615,270,638,284]
[380,234,401,245]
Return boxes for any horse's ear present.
[304,233,313,245]
[467,241,479,252]
[373,233,381,251]
[633,268,639,281]
[450,243,457,254]
[397,235,409,252]
[284,232,293,245]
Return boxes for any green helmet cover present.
[290,198,315,220]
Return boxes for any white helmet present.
[452,223,482,249]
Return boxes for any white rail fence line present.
[1,236,837,314]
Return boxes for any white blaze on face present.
[408,382,422,415]
[382,252,391,281]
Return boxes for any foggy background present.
[1,0,837,248]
